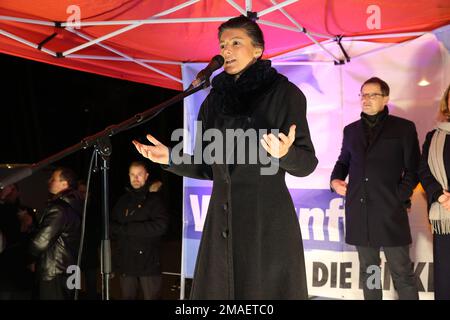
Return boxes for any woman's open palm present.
[132,134,169,165]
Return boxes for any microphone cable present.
[74,149,97,300]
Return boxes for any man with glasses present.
[330,77,420,299]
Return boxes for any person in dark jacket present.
[0,184,35,299]
[111,161,169,300]
[418,83,450,300]
[330,77,420,300]
[133,16,318,299]
[29,167,81,300]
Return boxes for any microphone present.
[190,55,224,88]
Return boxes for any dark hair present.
[129,161,148,172]
[218,15,265,58]
[54,167,77,190]
[361,77,390,96]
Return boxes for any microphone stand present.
[0,79,210,300]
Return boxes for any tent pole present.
[258,19,341,63]
[0,24,182,83]
[258,0,298,17]
[226,0,246,15]
[0,28,57,56]
[0,15,54,26]
[269,0,340,63]
[62,16,233,28]
[66,54,182,65]
[246,0,252,12]
[335,36,350,63]
[341,32,427,41]
[258,19,303,32]
[270,0,333,39]
[66,28,182,83]
[62,0,201,56]
[269,29,429,62]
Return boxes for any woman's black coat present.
[166,60,318,299]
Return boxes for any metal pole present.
[98,139,112,300]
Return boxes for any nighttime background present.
[0,52,185,298]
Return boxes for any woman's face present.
[219,28,262,75]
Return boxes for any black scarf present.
[210,59,280,116]
[361,106,389,147]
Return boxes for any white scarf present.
[428,122,450,234]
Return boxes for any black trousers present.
[39,275,73,300]
[356,245,419,300]
[433,233,450,300]
[119,274,162,300]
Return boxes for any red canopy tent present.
[0,0,449,90]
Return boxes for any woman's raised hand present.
[132,134,170,165]
[260,124,296,159]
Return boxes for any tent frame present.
[0,0,434,87]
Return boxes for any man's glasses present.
[359,93,385,100]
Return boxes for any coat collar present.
[47,188,82,215]
[125,184,149,201]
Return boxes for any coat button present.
[360,198,364,203]
[222,230,229,238]
[364,178,369,182]
[138,250,143,254]
[223,203,228,211]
